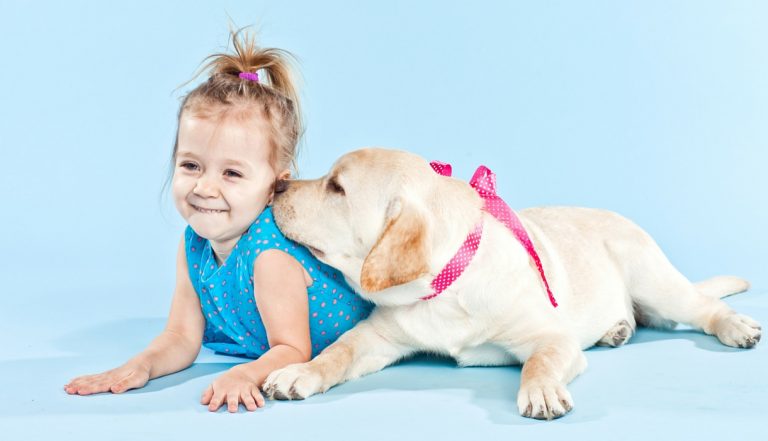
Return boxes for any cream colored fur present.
[263,148,760,419]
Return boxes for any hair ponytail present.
[202,31,301,111]
[175,28,303,173]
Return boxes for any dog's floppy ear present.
[360,198,430,292]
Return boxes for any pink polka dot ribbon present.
[421,221,483,301]
[423,160,558,308]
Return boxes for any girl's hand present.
[201,365,265,412]
[64,361,151,395]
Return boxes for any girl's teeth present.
[195,206,224,213]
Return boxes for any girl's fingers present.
[226,392,239,413]
[74,384,98,395]
[201,385,214,405]
[64,380,81,394]
[241,390,257,411]
[65,374,96,391]
[74,372,105,383]
[208,392,223,412]
[65,375,89,387]
[252,386,265,408]
[66,366,144,395]
[83,380,112,395]
[75,376,112,395]
[67,369,119,393]
[94,372,126,394]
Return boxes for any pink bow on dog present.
[427,160,558,308]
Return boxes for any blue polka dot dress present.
[185,206,373,358]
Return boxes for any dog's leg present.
[516,337,586,420]
[628,248,761,348]
[262,320,413,400]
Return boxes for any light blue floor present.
[3,289,765,440]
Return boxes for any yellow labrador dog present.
[263,147,760,419]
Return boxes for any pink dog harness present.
[422,161,558,308]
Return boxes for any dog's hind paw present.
[262,362,326,400]
[596,319,634,347]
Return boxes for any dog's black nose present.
[274,179,290,195]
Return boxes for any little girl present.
[64,30,372,412]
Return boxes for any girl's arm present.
[201,248,311,412]
[65,235,205,395]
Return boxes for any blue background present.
[1,1,765,439]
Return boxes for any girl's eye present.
[180,162,199,171]
[224,170,243,178]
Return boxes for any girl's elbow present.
[298,346,312,363]
[289,341,312,362]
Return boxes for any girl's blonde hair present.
[173,28,303,173]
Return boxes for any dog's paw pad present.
[597,319,634,347]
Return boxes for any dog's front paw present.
[517,380,573,420]
[262,362,326,400]
[714,313,761,348]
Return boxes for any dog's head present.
[272,148,479,302]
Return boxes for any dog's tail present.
[694,276,750,299]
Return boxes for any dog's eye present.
[327,178,345,196]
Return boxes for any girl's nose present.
[193,175,219,198]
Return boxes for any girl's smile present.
[191,205,228,214]
[187,197,229,214]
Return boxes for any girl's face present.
[172,113,286,245]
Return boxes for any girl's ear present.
[360,197,431,292]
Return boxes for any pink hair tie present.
[239,71,259,82]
